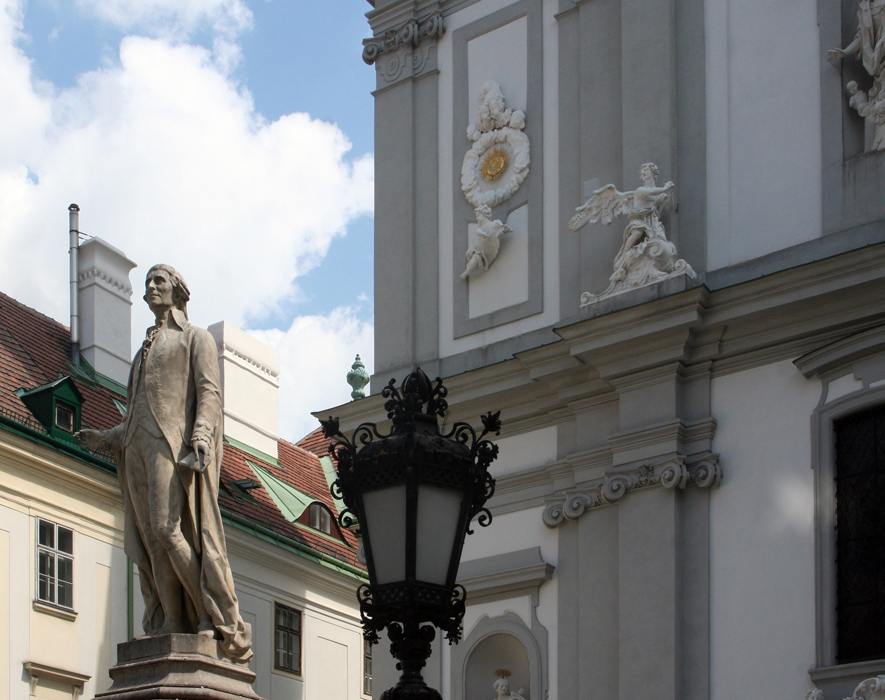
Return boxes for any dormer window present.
[16,376,83,440]
[55,403,75,433]
[308,503,332,535]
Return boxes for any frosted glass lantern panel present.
[363,485,407,585]
[416,485,463,585]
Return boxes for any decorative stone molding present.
[362,11,444,65]
[78,267,133,296]
[845,676,885,700]
[221,343,279,381]
[542,453,721,527]
[807,690,825,700]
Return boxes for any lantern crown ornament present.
[320,368,501,700]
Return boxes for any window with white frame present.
[364,639,373,696]
[309,502,332,534]
[37,519,74,609]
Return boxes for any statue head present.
[144,263,190,318]
[640,162,659,183]
[847,80,859,95]
[494,678,510,697]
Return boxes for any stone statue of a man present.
[78,264,252,661]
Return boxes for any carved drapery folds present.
[362,11,444,66]
[542,453,722,528]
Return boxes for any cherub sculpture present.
[569,163,695,305]
[847,80,885,150]
[461,205,512,279]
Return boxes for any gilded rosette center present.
[480,147,509,182]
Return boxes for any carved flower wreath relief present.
[461,81,530,209]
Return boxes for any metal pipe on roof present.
[68,203,80,364]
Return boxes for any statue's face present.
[144,269,174,314]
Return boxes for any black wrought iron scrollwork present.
[319,369,501,700]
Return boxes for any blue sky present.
[0,0,378,438]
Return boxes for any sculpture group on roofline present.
[827,0,885,151]
[77,264,252,662]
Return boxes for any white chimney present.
[208,321,280,459]
[77,236,137,385]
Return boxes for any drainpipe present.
[68,204,80,365]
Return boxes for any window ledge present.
[272,666,303,681]
[24,661,90,698]
[810,659,885,699]
[33,599,77,621]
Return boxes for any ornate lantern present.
[320,368,500,700]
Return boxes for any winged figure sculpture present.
[569,163,694,305]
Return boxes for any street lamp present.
[320,368,501,700]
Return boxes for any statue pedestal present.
[95,634,264,700]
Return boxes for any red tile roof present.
[0,290,124,430]
[219,437,360,568]
[0,289,363,573]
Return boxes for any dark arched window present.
[834,404,885,663]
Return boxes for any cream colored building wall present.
[0,426,366,700]
[709,360,820,699]
[0,430,127,700]
[225,527,367,700]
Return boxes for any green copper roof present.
[246,460,314,522]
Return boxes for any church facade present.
[331,0,885,698]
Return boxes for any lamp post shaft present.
[381,621,442,700]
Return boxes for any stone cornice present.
[219,342,280,382]
[542,452,721,527]
[78,267,133,297]
[362,10,443,65]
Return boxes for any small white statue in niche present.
[569,162,695,306]
[461,205,512,279]
[827,0,885,151]
[461,81,530,209]
[491,669,527,700]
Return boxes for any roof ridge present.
[0,290,70,332]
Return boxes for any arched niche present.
[451,612,546,700]
[466,632,530,700]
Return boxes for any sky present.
[0,0,377,441]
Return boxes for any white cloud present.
[0,0,375,436]
[0,0,373,343]
[247,306,374,442]
[75,0,253,40]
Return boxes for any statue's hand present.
[75,428,106,452]
[827,48,845,62]
[191,439,210,473]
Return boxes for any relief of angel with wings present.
[568,162,694,305]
